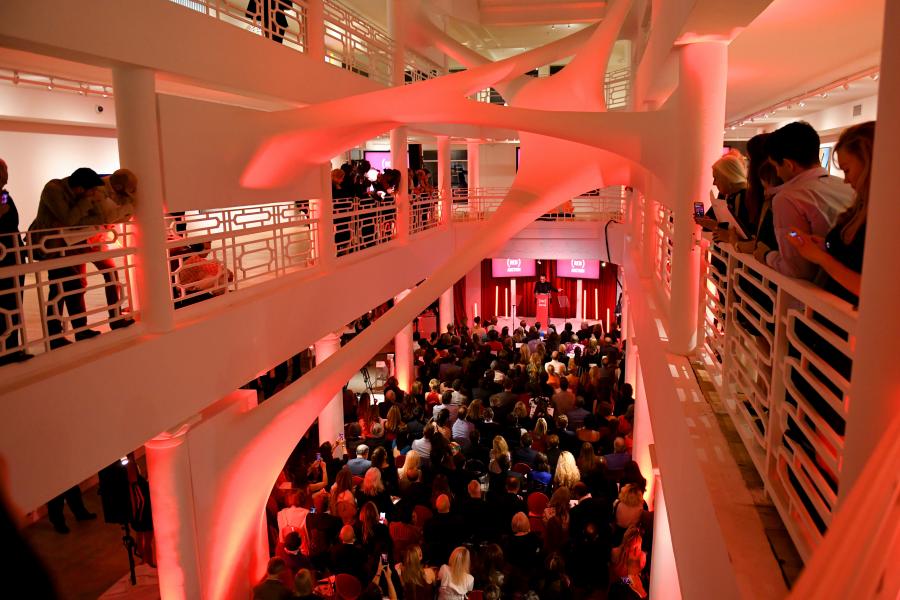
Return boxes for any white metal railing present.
[409,192,441,235]
[333,195,397,256]
[0,224,138,358]
[405,50,445,84]
[165,201,318,307]
[0,68,112,98]
[168,0,309,53]
[451,187,627,222]
[323,0,393,85]
[699,240,858,561]
[605,66,631,110]
[653,204,673,298]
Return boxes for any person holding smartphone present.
[0,159,34,365]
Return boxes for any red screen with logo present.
[556,259,600,279]
[491,258,536,277]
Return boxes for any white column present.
[145,426,202,600]
[575,279,584,322]
[314,333,345,457]
[305,0,326,62]
[648,478,682,600]
[537,65,551,78]
[632,354,654,480]
[112,66,174,333]
[641,195,655,276]
[668,42,728,355]
[390,127,409,240]
[316,163,335,268]
[466,140,481,217]
[841,0,900,504]
[393,289,414,391]
[438,286,454,332]
[509,278,517,323]
[437,136,452,224]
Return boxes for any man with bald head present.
[424,493,464,565]
[0,159,33,364]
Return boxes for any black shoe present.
[53,522,70,534]
[74,511,97,521]
[0,351,35,366]
[49,337,73,350]
[74,329,101,342]
[109,317,135,330]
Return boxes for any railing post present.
[841,0,900,505]
[437,135,452,224]
[112,66,174,334]
[313,332,345,457]
[316,163,336,267]
[668,42,728,355]
[306,0,326,61]
[466,140,480,217]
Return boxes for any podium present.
[535,293,551,329]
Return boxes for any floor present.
[690,357,805,591]
[22,485,159,600]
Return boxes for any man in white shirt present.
[546,350,566,375]
[759,122,853,280]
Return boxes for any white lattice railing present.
[605,66,632,110]
[323,0,393,85]
[165,201,318,306]
[405,50,445,84]
[0,224,138,358]
[168,0,309,53]
[333,195,397,256]
[699,240,857,561]
[451,187,627,222]
[409,192,441,235]
[653,204,673,299]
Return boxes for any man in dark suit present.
[488,476,527,540]
[569,482,612,544]
[330,525,368,583]
[252,557,294,600]
[513,432,539,467]
[424,494,464,565]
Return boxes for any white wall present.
[0,83,116,127]
[0,130,120,227]
[768,94,878,137]
[479,142,517,188]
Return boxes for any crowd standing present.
[261,315,652,599]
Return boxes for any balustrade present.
[699,239,857,560]
[451,187,627,223]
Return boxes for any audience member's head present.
[511,511,530,535]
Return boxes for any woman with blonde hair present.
[532,417,548,452]
[610,525,648,598]
[788,121,874,303]
[468,398,484,422]
[384,405,405,442]
[426,379,441,410]
[399,545,436,600]
[356,467,390,514]
[437,546,474,599]
[553,451,580,490]
[488,435,510,474]
[614,483,645,531]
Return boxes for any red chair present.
[334,573,362,600]
[469,591,484,600]
[529,515,546,538]
[412,504,433,528]
[527,491,549,516]
[512,462,532,475]
[395,454,406,468]
[352,475,364,489]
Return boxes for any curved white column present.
[438,286,454,332]
[314,332,345,457]
[393,288,414,390]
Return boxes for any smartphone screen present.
[1,191,8,205]
[693,202,705,218]
[788,231,799,238]
[338,433,345,441]
[379,512,386,523]
[381,553,389,565]
[315,452,322,462]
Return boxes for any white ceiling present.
[725,0,884,124]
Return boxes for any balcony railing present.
[653,203,673,299]
[333,195,397,256]
[323,0,394,85]
[409,192,441,235]
[605,66,631,110]
[698,239,858,560]
[451,187,627,222]
[0,224,138,359]
[169,0,309,52]
[165,201,318,306]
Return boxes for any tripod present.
[121,522,137,585]
[360,366,376,397]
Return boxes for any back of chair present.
[469,591,484,600]
[512,462,532,474]
[352,475,364,489]
[395,453,406,468]
[527,491,549,516]
[412,504,433,528]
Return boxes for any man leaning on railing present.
[28,168,136,349]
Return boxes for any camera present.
[96,105,105,113]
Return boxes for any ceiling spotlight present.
[601,262,607,267]
[799,101,806,108]
[730,125,736,130]
[872,73,879,81]
[821,92,828,98]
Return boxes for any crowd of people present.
[698,120,874,306]
[261,316,650,599]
